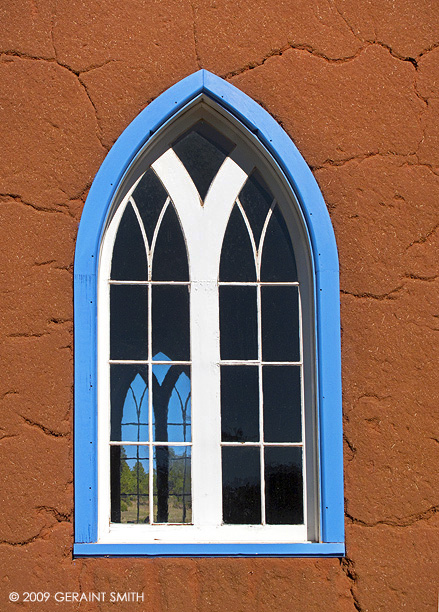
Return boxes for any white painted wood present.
[97,192,131,542]
[97,109,313,543]
[152,149,248,528]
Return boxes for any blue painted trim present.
[74,543,345,558]
[74,69,344,552]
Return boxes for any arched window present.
[74,71,344,556]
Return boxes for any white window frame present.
[97,102,318,545]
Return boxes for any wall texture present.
[1,1,438,610]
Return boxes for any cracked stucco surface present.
[0,1,438,611]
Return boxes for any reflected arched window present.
[74,71,344,557]
[109,160,191,525]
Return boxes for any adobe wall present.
[1,1,438,610]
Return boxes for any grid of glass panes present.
[109,168,192,525]
[219,171,304,525]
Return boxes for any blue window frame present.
[73,70,344,557]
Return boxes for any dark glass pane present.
[239,170,273,249]
[111,445,149,524]
[152,285,190,361]
[220,286,257,360]
[153,446,191,524]
[110,285,148,360]
[152,204,189,281]
[263,366,302,443]
[265,447,303,524]
[222,447,261,524]
[111,364,149,442]
[219,204,256,282]
[173,121,235,201]
[132,168,168,247]
[260,205,297,281]
[261,286,300,362]
[111,203,147,280]
[221,366,259,442]
[152,364,191,443]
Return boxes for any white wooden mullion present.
[97,193,131,540]
[152,150,248,528]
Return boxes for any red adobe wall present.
[1,1,438,610]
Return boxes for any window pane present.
[219,204,256,282]
[173,121,235,200]
[222,446,261,524]
[265,447,303,524]
[221,365,259,442]
[153,446,191,524]
[132,168,168,247]
[263,366,302,443]
[110,445,149,524]
[261,286,300,362]
[152,364,191,443]
[260,205,297,282]
[111,364,149,442]
[238,170,273,249]
[152,204,189,281]
[111,202,147,281]
[219,286,258,360]
[110,285,148,360]
[152,285,190,361]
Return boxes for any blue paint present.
[74,542,345,558]
[74,69,344,555]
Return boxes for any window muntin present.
[219,172,305,526]
[97,102,318,544]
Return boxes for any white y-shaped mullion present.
[130,197,150,265]
[236,197,258,271]
[152,149,248,526]
[257,200,276,281]
[149,195,171,281]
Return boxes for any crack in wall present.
[0,51,106,153]
[224,42,367,80]
[190,2,201,69]
[340,558,364,612]
[330,0,362,44]
[407,222,439,248]
[346,504,439,528]
[20,415,69,438]
[0,191,75,216]
[340,286,404,300]
[0,526,48,547]
[35,505,72,523]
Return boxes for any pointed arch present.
[74,70,344,556]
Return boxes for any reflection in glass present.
[153,446,191,524]
[219,286,258,360]
[111,365,149,442]
[152,286,190,361]
[221,366,259,442]
[111,203,147,281]
[261,286,300,362]
[222,447,261,524]
[152,364,191,443]
[110,285,148,360]
[260,205,297,281]
[219,204,256,282]
[152,204,189,281]
[265,447,303,524]
[111,445,149,524]
[132,168,168,247]
[263,366,302,443]
[239,170,273,248]
[173,121,235,200]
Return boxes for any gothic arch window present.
[74,71,344,556]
